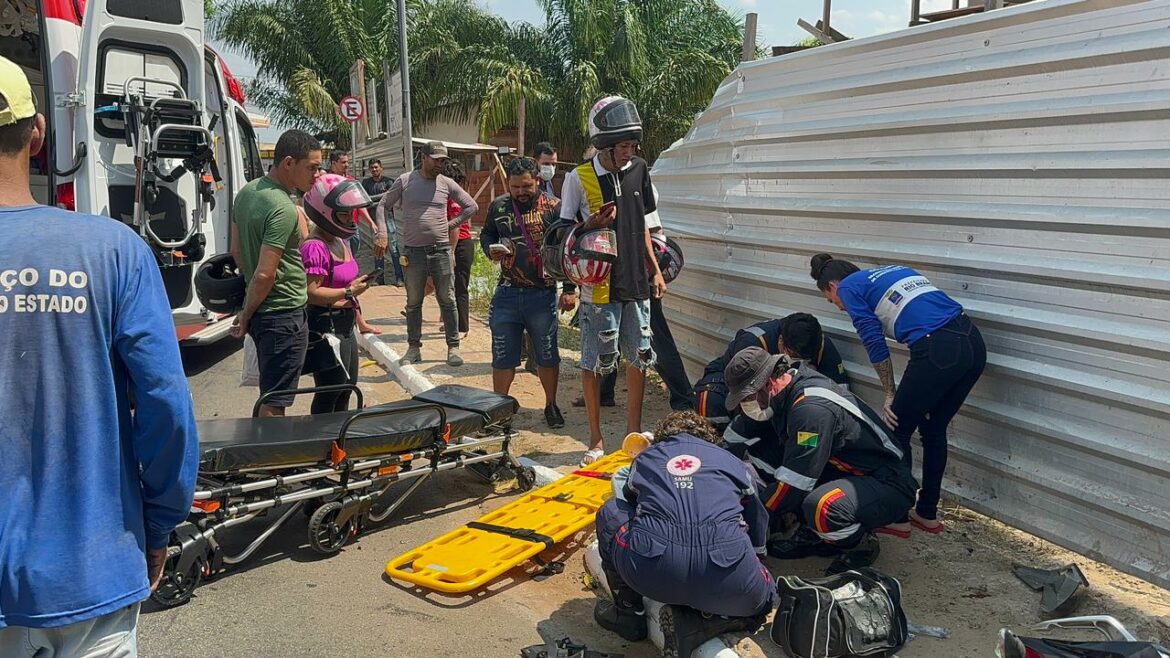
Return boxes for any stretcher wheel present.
[515,466,537,492]
[150,546,203,608]
[308,501,353,554]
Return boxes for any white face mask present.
[739,398,774,422]
[538,164,556,181]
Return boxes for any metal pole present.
[350,121,357,176]
[396,0,414,171]
[742,13,758,62]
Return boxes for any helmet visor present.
[595,101,641,132]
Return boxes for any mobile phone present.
[600,201,616,214]
[361,268,384,281]
[489,243,513,255]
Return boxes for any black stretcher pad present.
[197,386,518,473]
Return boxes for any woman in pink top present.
[300,175,374,413]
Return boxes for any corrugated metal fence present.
[652,0,1170,587]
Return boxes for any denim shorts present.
[579,299,654,373]
[488,286,560,369]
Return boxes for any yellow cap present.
[0,56,36,127]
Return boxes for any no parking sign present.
[338,95,365,124]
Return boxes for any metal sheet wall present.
[651,0,1170,586]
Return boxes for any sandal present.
[579,448,605,467]
[909,509,944,534]
[875,521,912,539]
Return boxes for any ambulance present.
[1,0,265,343]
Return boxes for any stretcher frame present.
[153,384,533,608]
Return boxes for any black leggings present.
[308,307,359,414]
[891,314,986,519]
[453,237,475,334]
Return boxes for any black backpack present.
[770,568,909,658]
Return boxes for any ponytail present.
[809,253,860,291]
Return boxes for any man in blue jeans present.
[0,57,199,656]
[362,158,404,286]
[377,141,478,366]
[481,158,577,427]
[561,96,666,465]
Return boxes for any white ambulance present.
[1,0,265,343]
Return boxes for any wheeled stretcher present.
[152,384,533,608]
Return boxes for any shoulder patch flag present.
[797,431,820,447]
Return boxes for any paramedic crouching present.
[593,412,773,657]
[723,347,917,568]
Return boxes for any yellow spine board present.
[385,451,631,594]
[575,162,611,305]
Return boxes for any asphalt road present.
[135,341,651,658]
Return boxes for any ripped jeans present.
[578,299,654,374]
[487,285,560,369]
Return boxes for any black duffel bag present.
[770,567,908,658]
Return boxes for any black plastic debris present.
[520,637,624,658]
[1012,563,1090,613]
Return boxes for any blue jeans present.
[403,245,459,347]
[578,299,654,374]
[488,286,560,369]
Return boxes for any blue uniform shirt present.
[0,206,199,629]
[836,265,963,364]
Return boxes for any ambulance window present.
[95,43,186,139]
[234,109,264,182]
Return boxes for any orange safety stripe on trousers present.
[814,487,846,535]
[698,390,707,417]
[765,483,790,511]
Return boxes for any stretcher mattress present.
[197,387,515,473]
[413,385,518,426]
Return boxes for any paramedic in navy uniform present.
[592,412,773,658]
[0,57,199,656]
[809,253,986,535]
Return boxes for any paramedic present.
[0,57,199,655]
[723,347,917,564]
[593,412,773,657]
[561,96,666,465]
[810,253,986,534]
[695,312,849,431]
[232,129,321,416]
[480,157,577,428]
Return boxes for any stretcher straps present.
[466,522,555,551]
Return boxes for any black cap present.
[723,346,782,410]
[421,140,449,159]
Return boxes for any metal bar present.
[368,471,432,523]
[221,503,303,565]
[822,0,832,43]
[396,0,413,171]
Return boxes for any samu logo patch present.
[666,455,702,477]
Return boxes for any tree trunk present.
[517,95,526,157]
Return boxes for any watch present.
[344,286,355,303]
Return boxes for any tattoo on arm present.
[874,358,896,397]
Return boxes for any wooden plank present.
[797,18,836,44]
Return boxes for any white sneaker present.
[447,346,463,367]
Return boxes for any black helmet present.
[541,217,575,282]
[589,96,643,149]
[651,233,685,283]
[195,253,245,314]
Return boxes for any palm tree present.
[212,0,505,143]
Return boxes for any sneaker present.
[447,346,464,367]
[660,605,751,658]
[544,403,565,429]
[767,526,843,560]
[825,533,882,574]
[593,600,647,642]
[400,346,422,365]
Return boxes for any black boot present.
[825,532,881,574]
[593,599,647,642]
[767,526,843,560]
[660,605,757,658]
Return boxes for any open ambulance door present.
[73,0,209,317]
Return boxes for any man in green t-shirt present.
[230,129,321,416]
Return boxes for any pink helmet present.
[302,173,372,239]
[563,225,618,286]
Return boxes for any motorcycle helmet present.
[563,224,618,286]
[195,253,245,314]
[541,217,575,281]
[588,96,642,149]
[302,173,373,239]
[651,233,685,283]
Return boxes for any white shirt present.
[559,156,633,222]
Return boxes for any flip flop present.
[578,448,605,467]
[910,509,944,534]
[875,521,912,539]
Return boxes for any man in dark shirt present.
[481,158,576,428]
[361,158,400,285]
[560,96,666,465]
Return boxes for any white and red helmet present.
[651,233,685,283]
[588,96,642,149]
[563,225,618,286]
[302,173,372,240]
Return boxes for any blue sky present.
[220,0,952,141]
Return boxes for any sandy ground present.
[152,273,1170,658]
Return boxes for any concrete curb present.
[356,331,435,396]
